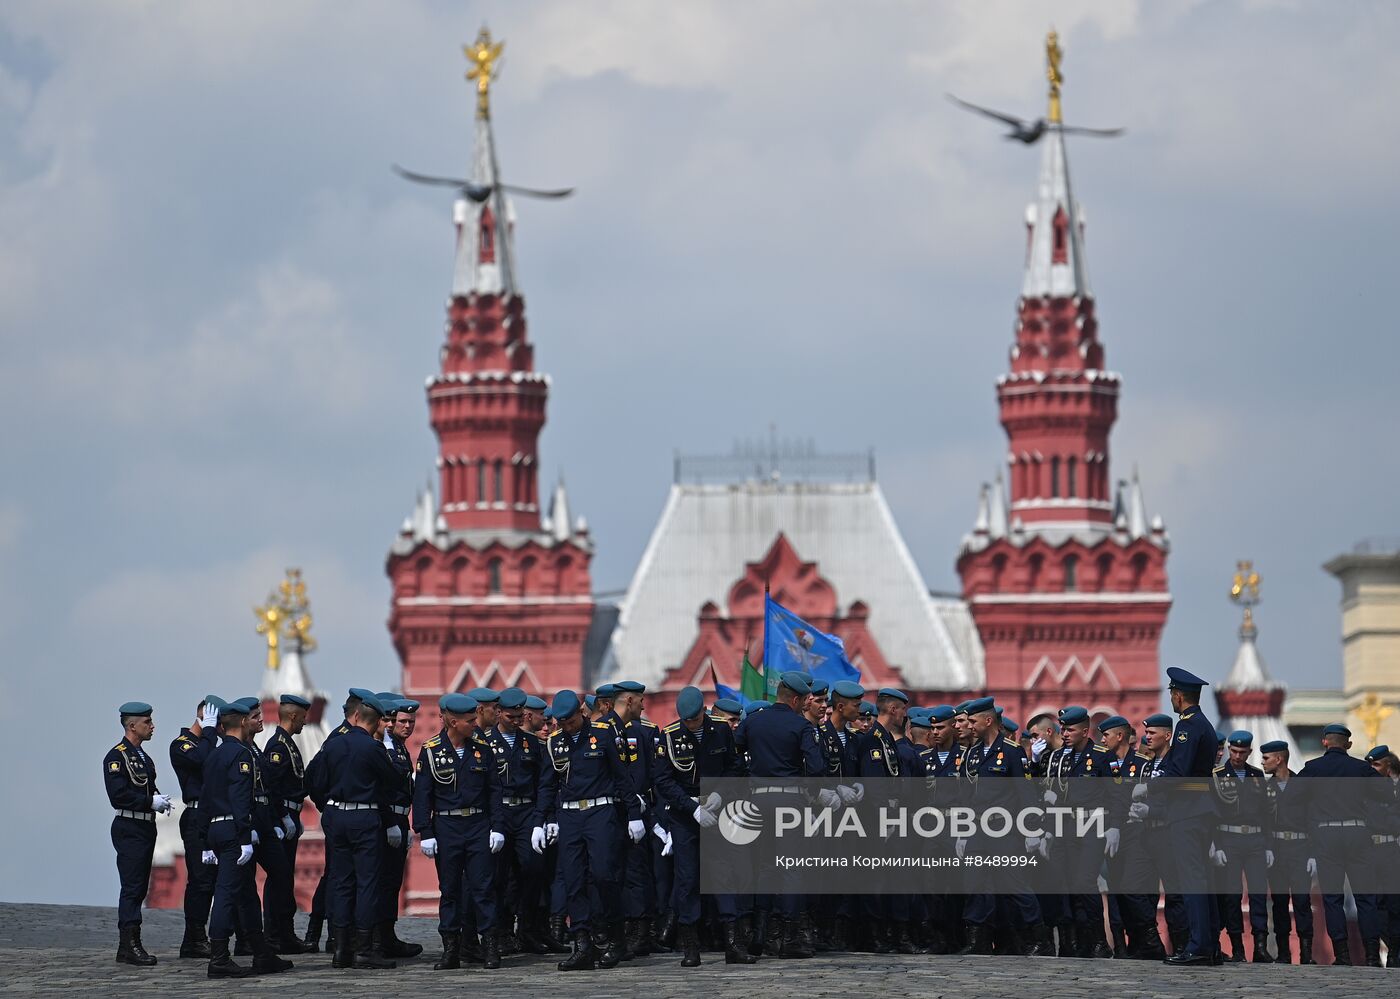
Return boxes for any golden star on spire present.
[1046,29,1064,125]
[465,26,504,120]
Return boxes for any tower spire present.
[1046,29,1064,125]
[465,26,503,121]
[453,27,517,297]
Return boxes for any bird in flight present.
[946,94,1124,144]
[392,164,574,203]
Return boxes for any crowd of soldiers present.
[102,665,1400,976]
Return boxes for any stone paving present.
[0,903,1390,996]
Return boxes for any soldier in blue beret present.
[104,701,170,966]
[261,693,315,953]
[466,688,501,737]
[710,698,742,729]
[1256,737,1314,963]
[856,685,921,953]
[603,680,664,957]
[372,695,422,960]
[169,697,223,958]
[593,684,619,717]
[1211,730,1274,962]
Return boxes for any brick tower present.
[956,33,1170,727]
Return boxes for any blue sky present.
[3,1,1398,903]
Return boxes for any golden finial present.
[1355,692,1395,747]
[1229,559,1261,633]
[1046,30,1064,125]
[254,568,317,669]
[465,26,504,120]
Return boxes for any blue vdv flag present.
[762,594,860,687]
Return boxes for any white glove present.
[281,815,296,838]
[703,792,723,812]
[420,837,438,858]
[237,844,254,866]
[628,819,646,843]
[1031,737,1048,762]
[1212,846,1227,868]
[1043,789,1058,806]
[1306,857,1317,878]
[836,785,860,806]
[201,849,218,865]
[1128,801,1150,821]
[1025,836,1043,855]
[250,829,260,846]
[273,825,285,840]
[1036,836,1051,859]
[654,825,673,856]
[386,826,403,848]
[955,837,967,859]
[816,788,840,809]
[200,703,220,730]
[545,822,559,844]
[1104,828,1120,858]
[1265,849,1275,869]
[530,827,547,854]
[693,804,718,828]
[850,782,865,803]
[636,794,649,814]
[489,831,505,853]
[152,793,173,814]
[1131,782,1149,801]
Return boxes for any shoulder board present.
[1213,764,1227,774]
[591,721,612,730]
[640,719,658,728]
[663,721,683,732]
[1132,752,1152,762]
[472,735,490,746]
[115,743,127,751]
[1091,745,1109,754]
[424,736,441,748]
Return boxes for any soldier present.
[105,701,172,966]
[468,688,501,738]
[169,698,222,958]
[376,695,423,959]
[1099,714,1150,958]
[522,694,548,735]
[262,693,313,953]
[1115,714,1170,960]
[1212,730,1274,963]
[710,697,743,732]
[201,699,258,979]
[304,688,366,953]
[1365,745,1400,965]
[414,692,504,971]
[1260,738,1314,964]
[486,687,551,955]
[612,679,661,957]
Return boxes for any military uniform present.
[484,691,549,954]
[377,698,422,959]
[305,702,359,945]
[1263,743,1315,964]
[104,703,168,966]
[1212,732,1274,961]
[262,707,310,951]
[201,705,260,978]
[169,718,218,957]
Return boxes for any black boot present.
[781,917,814,959]
[1274,932,1292,964]
[179,925,211,959]
[1387,935,1400,968]
[722,920,757,964]
[380,919,423,959]
[1168,928,1187,956]
[302,914,323,953]
[331,925,355,968]
[558,930,597,971]
[1060,923,1079,958]
[117,925,158,966]
[1298,934,1315,965]
[268,916,307,955]
[955,922,993,956]
[678,924,701,967]
[1135,927,1166,961]
[655,909,677,951]
[248,929,294,974]
[1026,923,1056,957]
[1111,923,1129,959]
[433,931,461,971]
[233,933,252,957]
[1331,937,1352,966]
[353,927,396,969]
[598,922,627,969]
[545,914,571,954]
[1364,937,1383,968]
[1226,931,1246,963]
[873,919,894,954]
[1088,930,1114,960]
[482,931,501,969]
[747,910,768,956]
[462,931,484,964]
[519,914,552,955]
[207,938,252,979]
[1252,932,1274,964]
[891,921,918,955]
[625,919,647,958]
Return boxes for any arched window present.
[476,460,487,506]
[1050,457,1061,499]
[1066,456,1077,499]
[1063,554,1078,592]
[493,459,504,503]
[487,558,503,595]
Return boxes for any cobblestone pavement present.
[0,904,1390,996]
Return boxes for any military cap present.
[204,695,227,713]
[279,693,312,708]
[584,694,597,710]
[1227,730,1253,748]
[546,689,582,720]
[1098,715,1130,732]
[375,693,401,714]
[348,687,375,702]
[778,671,813,696]
[614,680,646,694]
[953,700,972,716]
[1165,666,1208,691]
[929,705,956,722]
[524,695,547,710]
[467,687,500,704]
[858,701,877,718]
[119,701,153,718]
[594,683,619,699]
[1258,739,1288,754]
[358,693,389,716]
[1058,705,1089,725]
[1365,745,1390,762]
[233,696,261,713]
[219,700,250,718]
[439,692,478,714]
[676,686,705,721]
[1323,722,1351,737]
[497,688,528,710]
[1143,713,1174,728]
[831,680,864,700]
[375,690,398,702]
[878,687,910,704]
[744,701,773,718]
[1215,729,1228,746]
[712,697,743,715]
[397,699,420,713]
[809,678,830,696]
[963,696,995,716]
[907,708,932,729]
[1001,716,1018,733]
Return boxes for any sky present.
[2,0,1398,904]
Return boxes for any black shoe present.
[1226,932,1246,963]
[380,920,423,959]
[558,931,597,971]
[353,927,396,969]
[781,918,814,959]
[598,924,626,969]
[1059,923,1079,958]
[1112,924,1129,959]
[1168,928,1187,956]
[302,915,323,953]
[207,938,252,979]
[1252,932,1274,964]
[763,911,784,956]
[1332,937,1352,966]
[331,925,355,969]
[433,931,461,971]
[1364,937,1382,968]
[1135,930,1166,961]
[655,910,678,951]
[248,929,294,974]
[747,910,770,957]
[954,923,993,957]
[179,927,211,959]
[545,914,572,954]
[1299,934,1315,965]
[1026,923,1056,957]
[482,932,501,969]
[116,925,158,967]
[678,924,702,968]
[723,920,757,964]
[462,933,484,964]
[624,919,647,958]
[519,915,553,955]
[1163,950,1213,966]
[233,934,252,957]
[1088,937,1114,960]
[891,921,919,955]
[1273,933,1292,965]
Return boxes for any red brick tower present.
[956,34,1170,727]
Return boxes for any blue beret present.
[233,696,261,713]
[831,680,864,699]
[1258,739,1288,754]
[497,688,527,710]
[858,701,877,717]
[929,705,956,722]
[907,708,931,729]
[1143,713,1174,728]
[375,690,398,702]
[965,696,996,716]
[376,694,401,713]
[1166,666,1208,690]
[546,690,582,720]
[743,701,772,718]
[614,680,646,694]
[467,687,500,704]
[954,700,972,715]
[1215,729,1228,745]
[204,695,227,713]
[524,695,547,710]
[878,687,910,704]
[594,684,618,698]
[1365,745,1390,762]
[808,678,830,696]
[712,697,743,715]
[397,699,420,713]
[778,671,812,696]
[1227,730,1253,748]
[1001,716,1018,732]
[119,701,153,717]
[584,694,597,710]
[1098,715,1129,732]
[348,687,375,702]
[219,700,249,718]
[676,686,704,721]
[1058,705,1089,725]
[358,694,388,716]
[1323,723,1351,737]
[439,692,478,714]
[279,694,311,708]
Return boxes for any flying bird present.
[946,94,1124,144]
[392,164,574,203]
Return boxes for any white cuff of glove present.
[627,819,646,843]
[420,837,438,858]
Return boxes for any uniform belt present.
[561,797,617,810]
[282,799,303,812]
[208,815,234,823]
[116,809,155,822]
[254,795,269,804]
[1145,819,1167,829]
[435,808,483,817]
[338,802,378,811]
[1216,824,1262,835]
[1318,819,1366,828]
[185,799,199,809]
[1374,834,1398,845]
[1176,781,1209,791]
[752,785,801,794]
[502,796,535,806]
[1272,831,1307,841]
[389,804,411,816]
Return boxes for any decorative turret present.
[1215,562,1296,758]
